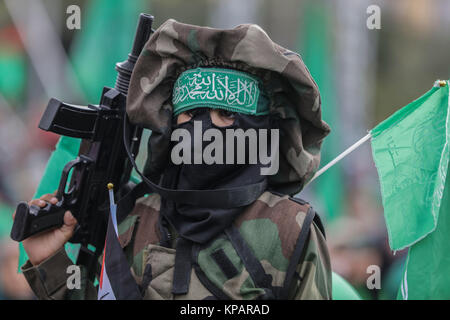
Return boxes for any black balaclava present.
[160,108,274,244]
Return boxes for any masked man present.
[19,19,332,300]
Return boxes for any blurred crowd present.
[0,0,449,300]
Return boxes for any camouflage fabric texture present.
[21,19,332,300]
[21,192,331,300]
[127,19,331,195]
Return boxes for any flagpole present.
[107,183,119,235]
[305,80,448,189]
[306,132,372,187]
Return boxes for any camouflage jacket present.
[21,191,332,300]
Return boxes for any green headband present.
[172,67,270,116]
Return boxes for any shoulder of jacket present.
[235,190,310,228]
[231,191,310,264]
[118,193,161,248]
[265,190,326,238]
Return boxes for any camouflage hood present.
[127,19,330,195]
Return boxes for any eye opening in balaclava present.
[176,108,238,127]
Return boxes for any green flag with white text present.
[371,80,450,299]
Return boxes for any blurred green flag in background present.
[18,0,148,269]
[71,0,148,102]
[0,203,13,239]
[0,53,26,104]
[371,80,450,299]
[299,1,344,222]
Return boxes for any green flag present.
[332,272,361,300]
[371,80,450,299]
[0,203,13,239]
[0,52,26,104]
[71,0,148,102]
[299,0,344,222]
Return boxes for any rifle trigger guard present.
[56,157,92,200]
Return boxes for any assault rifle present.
[10,13,154,280]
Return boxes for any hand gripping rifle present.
[10,13,154,280]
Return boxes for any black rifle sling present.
[269,192,326,239]
[116,181,150,224]
[225,226,274,299]
[288,196,326,238]
[279,206,316,299]
[172,238,193,295]
[122,115,267,209]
